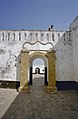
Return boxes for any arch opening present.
[35,67,40,74]
[29,52,48,86]
[19,49,57,93]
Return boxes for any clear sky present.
[0,0,78,31]
[33,58,44,65]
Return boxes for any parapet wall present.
[0,29,74,82]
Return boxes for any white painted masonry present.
[69,16,78,82]
[0,16,78,82]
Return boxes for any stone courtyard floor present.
[0,75,78,119]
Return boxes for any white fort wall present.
[0,28,74,82]
[69,16,78,82]
[55,31,74,81]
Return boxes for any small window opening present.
[52,33,54,41]
[2,33,4,41]
[58,33,60,39]
[19,33,21,41]
[24,33,27,37]
[13,33,15,40]
[8,33,10,41]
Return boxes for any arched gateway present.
[29,52,48,86]
[19,42,57,93]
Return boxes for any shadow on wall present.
[0,81,20,89]
[56,81,78,90]
[0,55,21,89]
[0,81,78,91]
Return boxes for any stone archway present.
[19,49,57,93]
[29,52,48,86]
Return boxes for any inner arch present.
[29,52,48,86]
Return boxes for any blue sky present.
[0,0,78,30]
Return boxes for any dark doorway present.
[35,67,40,74]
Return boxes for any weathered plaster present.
[0,16,78,83]
[70,16,78,82]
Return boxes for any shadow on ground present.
[1,77,78,119]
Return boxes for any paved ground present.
[0,75,78,119]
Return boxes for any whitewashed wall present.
[69,16,78,82]
[0,28,74,82]
[55,31,74,81]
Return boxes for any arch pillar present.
[19,49,29,93]
[46,49,57,93]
